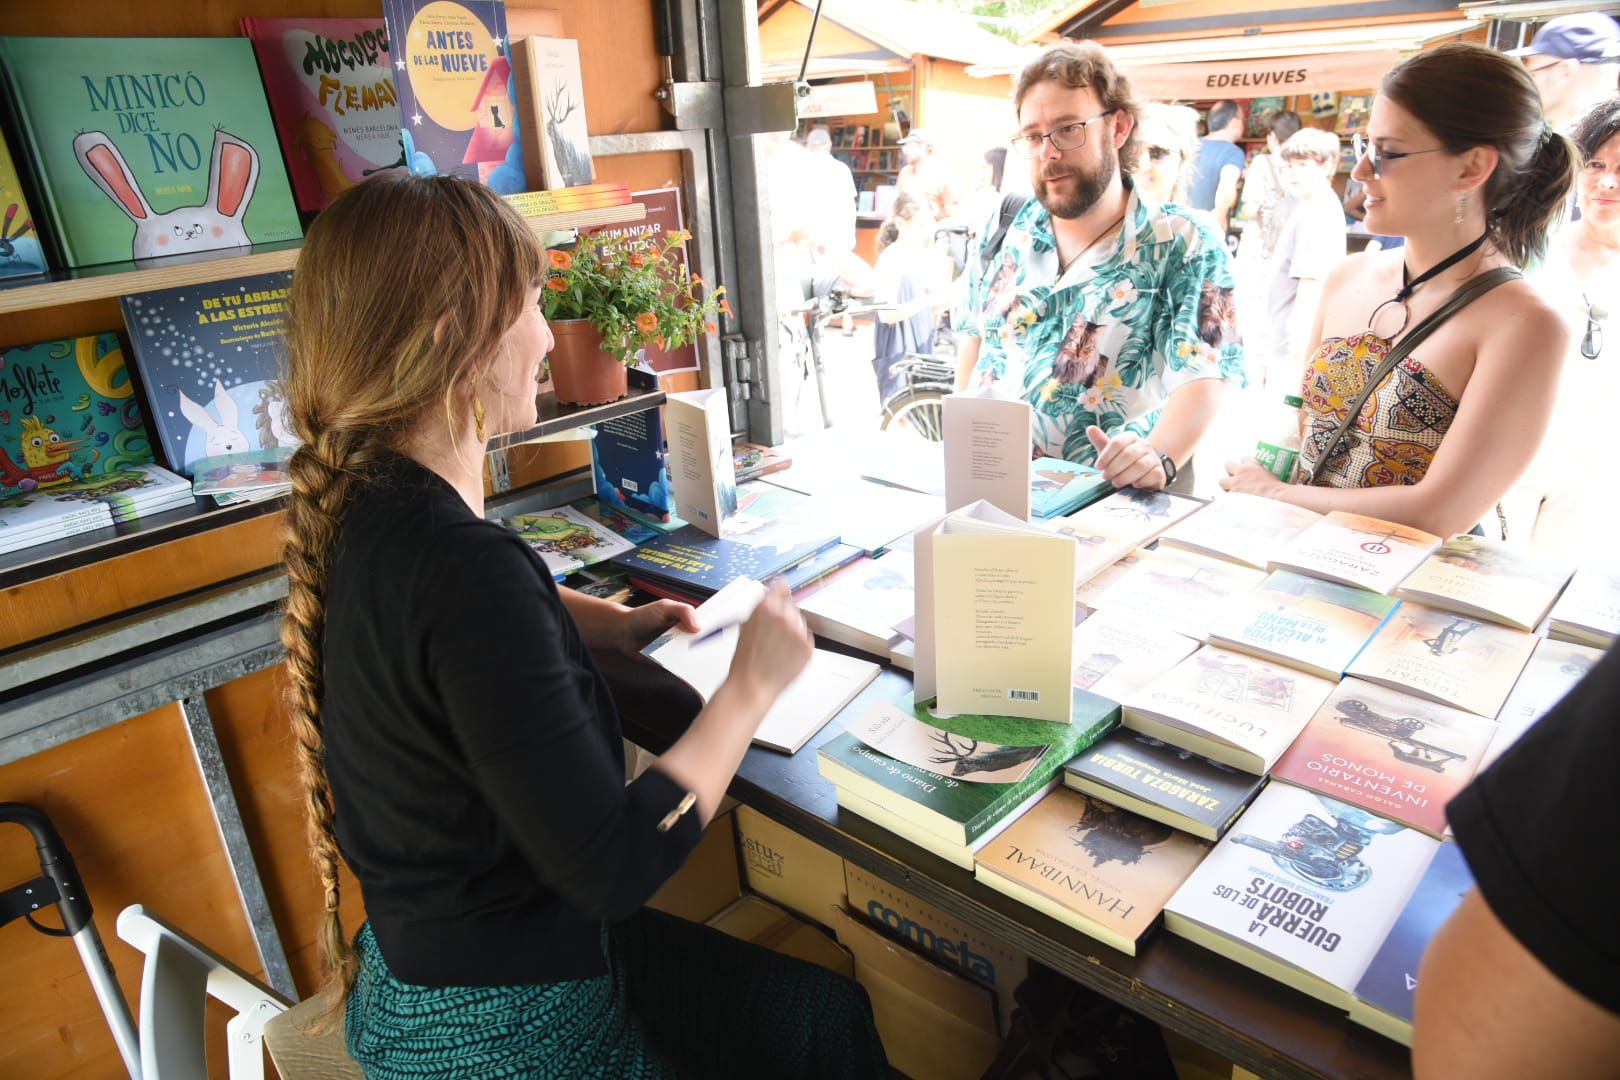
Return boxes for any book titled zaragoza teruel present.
[0,37,302,268]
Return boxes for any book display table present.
[619,662,1413,1080]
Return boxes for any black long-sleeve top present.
[320,452,702,986]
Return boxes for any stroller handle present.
[1,802,92,933]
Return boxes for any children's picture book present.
[1121,645,1337,774]
[1070,609,1199,706]
[974,786,1211,956]
[665,388,737,537]
[733,441,791,483]
[1164,784,1437,1011]
[851,701,1051,786]
[933,507,1076,723]
[502,504,636,580]
[0,494,113,555]
[943,390,1032,521]
[592,410,673,523]
[1345,603,1538,717]
[642,578,880,753]
[0,127,48,279]
[1208,570,1401,680]
[608,515,838,599]
[189,448,293,496]
[381,0,525,192]
[1349,842,1472,1047]
[817,689,1117,868]
[1336,93,1371,133]
[569,496,658,545]
[1086,547,1266,642]
[79,461,193,516]
[119,271,297,477]
[1158,492,1322,569]
[1546,565,1620,648]
[1394,533,1573,631]
[1271,678,1494,837]
[1483,637,1604,771]
[1246,97,1285,137]
[0,36,301,269]
[0,333,155,499]
[1063,729,1264,841]
[516,36,594,190]
[1059,487,1204,549]
[242,17,403,212]
[1028,457,1113,520]
[1268,511,1440,594]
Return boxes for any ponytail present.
[1491,128,1579,268]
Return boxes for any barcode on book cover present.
[622,479,641,492]
[1008,688,1040,702]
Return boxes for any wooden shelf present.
[0,368,662,589]
[0,203,646,315]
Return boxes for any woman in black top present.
[281,174,885,1077]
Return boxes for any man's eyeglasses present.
[1012,111,1115,158]
[1351,133,1445,179]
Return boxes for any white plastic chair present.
[115,904,291,1080]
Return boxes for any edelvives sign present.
[1123,50,1401,100]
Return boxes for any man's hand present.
[1086,426,1166,490]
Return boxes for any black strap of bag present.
[1300,266,1521,485]
[979,192,1031,275]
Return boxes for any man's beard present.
[1036,148,1117,220]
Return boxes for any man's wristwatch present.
[1154,449,1178,487]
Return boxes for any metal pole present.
[72,924,143,1079]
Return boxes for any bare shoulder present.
[1472,274,1570,355]
[1323,246,1393,290]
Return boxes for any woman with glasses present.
[1506,96,1620,557]
[1134,103,1202,206]
[1221,43,1577,540]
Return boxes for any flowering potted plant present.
[541,227,727,405]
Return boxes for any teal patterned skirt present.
[346,908,888,1078]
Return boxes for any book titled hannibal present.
[381,0,525,192]
[1394,533,1573,632]
[1163,784,1438,1011]
[1345,603,1538,718]
[1208,570,1400,680]
[1268,511,1440,595]
[241,17,403,212]
[1063,729,1265,841]
[973,786,1211,956]
[1120,645,1337,774]
[1271,678,1495,838]
[1349,841,1472,1047]
[0,36,301,269]
[0,333,155,499]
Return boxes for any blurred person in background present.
[1234,109,1304,381]
[1190,99,1246,235]
[1513,11,1620,133]
[897,128,960,222]
[804,127,859,263]
[1266,128,1347,396]
[1134,103,1201,205]
[871,193,948,404]
[1503,97,1620,557]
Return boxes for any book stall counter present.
[621,667,1412,1080]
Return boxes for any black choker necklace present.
[1367,231,1489,337]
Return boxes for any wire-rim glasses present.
[1352,133,1445,179]
[1013,111,1116,158]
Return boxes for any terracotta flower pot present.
[546,318,629,406]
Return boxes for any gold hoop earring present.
[473,395,487,443]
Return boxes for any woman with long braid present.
[280,174,886,1078]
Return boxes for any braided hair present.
[279,173,543,1011]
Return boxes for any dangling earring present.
[1455,193,1467,226]
[473,395,487,443]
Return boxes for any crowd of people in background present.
[771,10,1620,567]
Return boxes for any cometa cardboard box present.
[844,860,1025,1030]
[735,804,848,928]
[832,905,1002,1080]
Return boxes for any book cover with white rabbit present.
[0,36,301,269]
[119,270,299,478]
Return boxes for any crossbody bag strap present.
[1300,266,1522,485]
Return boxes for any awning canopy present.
[1121,49,1405,98]
[758,0,1025,82]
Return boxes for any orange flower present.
[691,273,704,286]
[548,249,573,270]
[719,298,733,317]
[628,252,645,268]
[646,247,662,261]
[706,321,718,334]
[546,276,568,292]
[655,337,668,351]
[635,312,659,334]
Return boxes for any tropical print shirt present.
[959,177,1246,464]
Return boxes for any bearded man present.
[954,41,1245,490]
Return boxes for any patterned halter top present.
[1297,331,1461,488]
